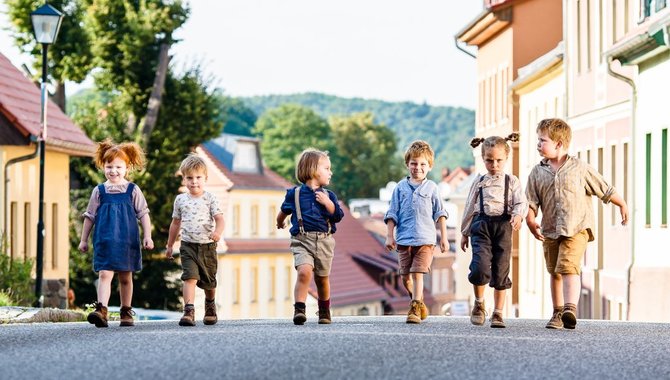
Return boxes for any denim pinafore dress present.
[93,183,142,272]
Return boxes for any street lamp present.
[30,3,63,307]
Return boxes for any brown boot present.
[420,300,429,320]
[179,305,196,326]
[119,306,135,327]
[203,300,218,325]
[406,300,422,324]
[87,302,109,328]
[318,308,332,324]
[293,304,306,325]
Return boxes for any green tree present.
[254,104,332,182]
[217,94,257,137]
[328,113,404,201]
[6,0,94,110]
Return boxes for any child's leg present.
[314,275,330,301]
[204,288,216,301]
[550,273,564,308]
[182,279,197,305]
[493,289,506,311]
[411,272,424,301]
[294,264,313,303]
[118,271,133,307]
[401,274,413,298]
[473,284,485,300]
[562,274,580,305]
[97,270,114,305]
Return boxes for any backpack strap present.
[504,174,509,215]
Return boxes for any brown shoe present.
[119,306,135,327]
[87,302,109,328]
[470,300,486,326]
[179,305,196,326]
[490,311,506,328]
[406,300,422,324]
[546,308,564,329]
[293,305,307,325]
[420,300,429,320]
[561,303,577,329]
[203,300,218,325]
[318,309,332,324]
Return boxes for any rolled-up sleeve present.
[384,187,400,225]
[431,189,448,222]
[584,165,615,203]
[460,178,480,236]
[326,190,344,223]
[511,176,529,219]
[525,167,541,215]
[280,188,294,215]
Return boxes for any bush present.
[0,290,13,306]
[0,237,35,306]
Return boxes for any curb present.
[0,307,86,324]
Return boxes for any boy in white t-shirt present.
[166,153,224,326]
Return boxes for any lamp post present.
[30,3,63,307]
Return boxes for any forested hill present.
[239,93,475,174]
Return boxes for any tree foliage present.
[216,93,257,137]
[328,113,404,200]
[253,104,333,182]
[241,93,476,177]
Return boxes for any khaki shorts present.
[180,241,218,290]
[291,232,335,277]
[543,230,589,275]
[397,244,434,275]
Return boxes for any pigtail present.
[119,142,146,171]
[470,137,485,149]
[505,132,520,143]
[94,138,115,169]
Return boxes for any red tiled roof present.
[199,144,294,190]
[329,205,389,307]
[0,53,95,155]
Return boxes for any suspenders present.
[294,186,331,235]
[478,174,510,219]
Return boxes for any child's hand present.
[210,231,221,242]
[384,236,396,252]
[439,239,449,253]
[460,234,469,252]
[276,220,285,229]
[526,220,545,241]
[510,215,523,231]
[143,237,154,250]
[619,204,629,226]
[315,190,333,208]
[166,246,174,260]
[78,241,88,253]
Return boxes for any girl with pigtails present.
[79,139,154,328]
[460,133,528,328]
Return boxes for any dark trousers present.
[468,215,513,290]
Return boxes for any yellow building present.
[0,52,95,307]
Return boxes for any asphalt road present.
[1,316,668,379]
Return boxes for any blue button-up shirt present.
[384,178,449,246]
[281,184,344,236]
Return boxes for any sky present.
[0,0,483,109]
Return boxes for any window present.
[645,133,652,226]
[250,205,258,236]
[268,266,275,301]
[10,202,18,260]
[23,203,31,260]
[662,128,668,226]
[233,268,240,304]
[250,267,257,303]
[577,0,583,73]
[285,266,292,300]
[232,204,240,237]
[587,0,592,70]
[52,203,58,269]
[268,206,276,236]
[612,0,618,45]
[611,145,617,225]
[623,142,629,203]
[232,141,260,173]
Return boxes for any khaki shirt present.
[525,156,615,241]
[461,173,528,236]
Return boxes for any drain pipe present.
[605,56,636,321]
[454,38,476,59]
[4,136,39,235]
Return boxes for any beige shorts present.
[543,230,590,275]
[290,232,335,277]
[397,244,434,274]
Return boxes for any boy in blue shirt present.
[385,140,449,323]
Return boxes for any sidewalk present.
[0,306,86,324]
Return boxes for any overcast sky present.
[0,0,483,109]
